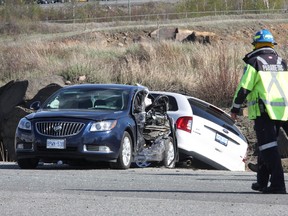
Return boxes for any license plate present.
[46,139,66,149]
[215,133,228,146]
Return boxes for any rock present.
[0,77,65,161]
[77,75,86,83]
[175,28,193,41]
[182,30,216,44]
[149,27,177,40]
[149,27,217,44]
[0,80,28,118]
[65,80,72,85]
[118,42,124,47]
[0,80,29,161]
[24,75,65,102]
[26,83,63,108]
[1,106,31,161]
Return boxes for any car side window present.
[166,96,178,111]
[133,91,147,113]
[149,94,178,111]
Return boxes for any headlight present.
[18,118,32,131]
[90,120,117,132]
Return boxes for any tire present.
[17,158,39,169]
[110,131,132,169]
[163,137,176,168]
[135,160,151,168]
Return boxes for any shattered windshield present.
[43,88,130,111]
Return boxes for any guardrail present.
[47,8,288,24]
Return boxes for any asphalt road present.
[0,162,287,216]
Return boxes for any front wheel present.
[163,137,176,168]
[110,131,133,169]
[17,158,39,169]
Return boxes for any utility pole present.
[128,0,131,20]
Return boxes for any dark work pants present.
[254,113,286,189]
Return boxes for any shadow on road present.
[0,161,112,170]
[65,188,259,195]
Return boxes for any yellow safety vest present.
[236,56,288,120]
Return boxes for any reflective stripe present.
[249,99,287,107]
[262,100,286,107]
[257,56,268,65]
[233,103,241,108]
[259,141,277,151]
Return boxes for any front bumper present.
[15,129,122,163]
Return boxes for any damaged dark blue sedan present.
[15,84,177,169]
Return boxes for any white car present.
[149,91,248,171]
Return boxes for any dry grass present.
[193,42,249,106]
[0,34,250,107]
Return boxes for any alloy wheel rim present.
[122,136,132,166]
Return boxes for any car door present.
[187,97,248,171]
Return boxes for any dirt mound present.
[98,17,288,47]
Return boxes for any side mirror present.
[30,101,41,110]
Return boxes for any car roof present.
[150,91,188,101]
[151,91,223,110]
[62,83,145,91]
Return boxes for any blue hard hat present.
[252,29,277,45]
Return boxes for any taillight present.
[176,116,192,133]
